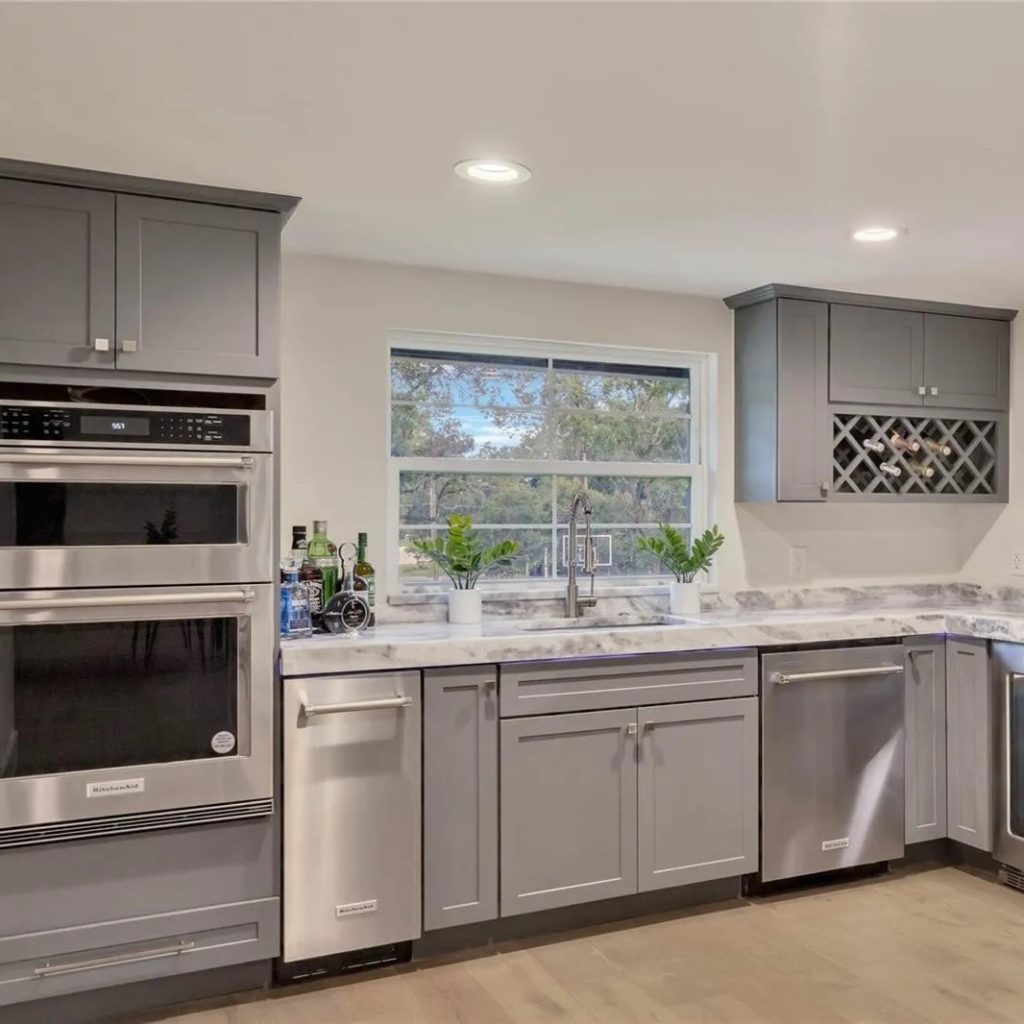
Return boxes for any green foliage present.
[635,524,725,583]
[410,514,520,590]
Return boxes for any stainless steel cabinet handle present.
[626,722,638,736]
[0,589,253,612]
[93,337,111,353]
[301,696,412,717]
[120,339,139,353]
[34,940,194,978]
[771,664,904,685]
[0,453,254,469]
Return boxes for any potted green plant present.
[410,513,519,624]
[636,524,724,615]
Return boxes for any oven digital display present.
[79,415,151,437]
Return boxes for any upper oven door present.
[0,448,272,587]
[0,583,273,839]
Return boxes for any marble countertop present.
[279,588,1024,676]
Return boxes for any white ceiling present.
[3,2,1024,306]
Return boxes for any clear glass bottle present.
[307,520,339,606]
[280,570,313,638]
[354,531,376,628]
[323,544,371,636]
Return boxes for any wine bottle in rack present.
[862,439,885,454]
[889,432,920,453]
[880,461,902,477]
[922,438,952,456]
[908,462,936,479]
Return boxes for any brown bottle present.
[299,558,325,630]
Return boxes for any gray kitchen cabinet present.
[115,195,280,377]
[637,697,758,891]
[903,638,947,844]
[829,304,925,406]
[500,708,638,917]
[423,666,498,931]
[733,297,830,502]
[0,179,116,370]
[946,637,993,851]
[924,314,1009,411]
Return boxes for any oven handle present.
[770,664,904,685]
[0,589,255,612]
[301,696,413,717]
[0,453,255,469]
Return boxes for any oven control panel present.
[0,406,252,446]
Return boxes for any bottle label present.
[306,580,323,615]
[366,577,376,608]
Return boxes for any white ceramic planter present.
[669,580,702,616]
[448,588,483,625]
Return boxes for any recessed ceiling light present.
[454,159,532,185]
[852,225,901,243]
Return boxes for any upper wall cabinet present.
[0,179,116,370]
[726,285,1016,503]
[0,161,297,379]
[830,304,1009,410]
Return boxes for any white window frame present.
[386,328,713,594]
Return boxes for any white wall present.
[281,253,1007,603]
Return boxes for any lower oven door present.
[0,584,273,845]
[994,643,1024,871]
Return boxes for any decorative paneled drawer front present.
[832,412,999,498]
[500,650,757,716]
[0,898,278,1006]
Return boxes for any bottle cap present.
[313,520,327,534]
[358,531,368,546]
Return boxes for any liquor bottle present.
[354,532,376,627]
[307,520,339,606]
[280,570,313,638]
[922,438,952,457]
[282,525,307,579]
[299,558,325,630]
[323,545,370,636]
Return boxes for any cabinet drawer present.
[0,898,278,1007]
[500,650,757,716]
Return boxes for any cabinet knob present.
[93,338,110,353]
[917,385,927,396]
[929,386,939,396]
[626,723,638,736]
[121,339,139,353]
[480,679,496,693]
[819,481,830,496]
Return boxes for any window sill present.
[388,582,709,607]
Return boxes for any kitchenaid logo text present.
[86,778,146,798]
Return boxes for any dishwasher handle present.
[301,696,413,717]
[771,664,905,685]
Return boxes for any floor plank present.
[126,866,1024,1024]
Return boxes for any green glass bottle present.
[307,519,339,605]
[354,532,376,628]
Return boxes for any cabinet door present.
[115,196,279,377]
[0,179,115,369]
[946,638,992,851]
[829,304,924,405]
[903,639,947,844]
[777,299,831,501]
[924,314,1009,410]
[423,666,498,931]
[500,709,637,916]
[638,698,758,891]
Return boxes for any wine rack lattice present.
[832,413,997,496]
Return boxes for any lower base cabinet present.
[500,698,758,917]
[903,639,948,844]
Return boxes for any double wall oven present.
[0,398,274,847]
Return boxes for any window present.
[388,332,709,589]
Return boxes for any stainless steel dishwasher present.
[760,645,905,883]
[282,670,421,966]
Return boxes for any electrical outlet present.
[790,546,809,581]
[1012,550,1024,576]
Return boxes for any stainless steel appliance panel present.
[992,642,1024,871]
[761,645,906,882]
[0,584,273,835]
[283,671,421,962]
[0,402,273,589]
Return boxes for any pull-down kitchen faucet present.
[565,491,598,618]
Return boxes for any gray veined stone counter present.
[279,599,1024,677]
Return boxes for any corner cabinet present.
[903,638,947,844]
[727,285,1015,503]
[0,164,294,378]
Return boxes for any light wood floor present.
[130,866,1024,1024]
